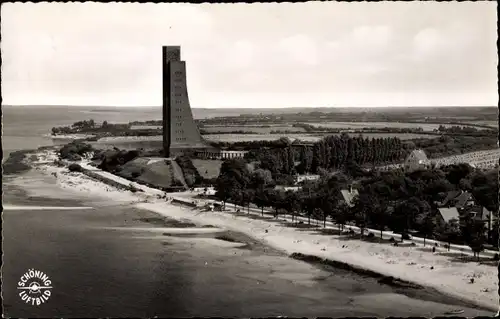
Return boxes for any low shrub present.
[131,171,141,179]
[59,141,94,160]
[68,163,83,172]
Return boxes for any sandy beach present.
[15,149,498,313]
[7,151,494,317]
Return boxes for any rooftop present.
[438,207,460,223]
[410,149,429,162]
[340,188,359,207]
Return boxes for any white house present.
[295,174,320,184]
[404,149,430,172]
[274,185,301,192]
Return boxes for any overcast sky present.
[1,2,497,108]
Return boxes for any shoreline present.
[10,148,500,313]
[138,200,497,313]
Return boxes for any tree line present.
[211,133,496,167]
[214,158,498,257]
[243,134,408,176]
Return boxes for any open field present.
[378,149,500,170]
[434,149,500,169]
[201,125,306,133]
[192,159,223,179]
[203,133,435,142]
[91,133,435,146]
[307,122,488,131]
[203,134,319,142]
[467,121,497,128]
[130,125,162,130]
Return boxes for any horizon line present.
[2,104,497,109]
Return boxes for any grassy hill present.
[116,157,186,190]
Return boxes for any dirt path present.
[169,159,189,190]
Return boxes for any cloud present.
[224,40,256,69]
[1,2,497,107]
[277,34,319,66]
[413,28,441,57]
[351,25,392,50]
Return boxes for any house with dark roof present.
[438,190,475,209]
[436,190,495,232]
[468,206,497,233]
[438,190,462,207]
[404,149,430,172]
[454,191,475,209]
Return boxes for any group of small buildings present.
[402,149,497,231]
[437,190,496,232]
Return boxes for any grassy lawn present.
[192,159,223,179]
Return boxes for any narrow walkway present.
[179,193,499,259]
[169,158,189,190]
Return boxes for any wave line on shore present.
[3,205,94,211]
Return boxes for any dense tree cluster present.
[243,135,407,177]
[291,123,426,134]
[436,124,498,135]
[214,133,496,170]
[411,135,497,159]
[52,119,96,135]
[96,149,142,172]
[307,135,405,171]
[51,119,138,137]
[129,120,162,126]
[59,141,95,161]
[214,158,498,255]
[208,137,294,151]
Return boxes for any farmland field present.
[307,122,485,131]
[201,125,306,133]
[203,132,434,142]
[91,132,436,145]
[192,159,223,179]
[467,121,497,128]
[130,125,162,130]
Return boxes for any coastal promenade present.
[75,161,499,260]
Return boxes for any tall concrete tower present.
[162,46,211,158]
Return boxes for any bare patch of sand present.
[96,226,225,234]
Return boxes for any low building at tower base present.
[195,149,248,160]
